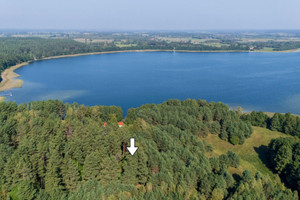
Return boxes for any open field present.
[240,38,300,43]
[74,38,114,43]
[114,42,137,47]
[0,96,5,102]
[205,42,229,47]
[156,36,221,44]
[203,126,290,177]
[155,37,232,48]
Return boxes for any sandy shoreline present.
[280,48,300,52]
[0,48,299,100]
[0,50,155,93]
[0,62,27,92]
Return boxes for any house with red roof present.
[103,122,124,127]
[118,122,124,127]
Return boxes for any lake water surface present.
[2,51,300,114]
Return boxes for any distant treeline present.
[249,41,300,51]
[241,111,300,138]
[1,37,300,83]
[0,37,250,82]
[123,40,249,51]
[1,36,300,85]
[0,37,113,81]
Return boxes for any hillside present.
[204,127,290,177]
[0,99,298,200]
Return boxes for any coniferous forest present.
[0,99,298,200]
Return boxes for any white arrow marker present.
[127,138,138,156]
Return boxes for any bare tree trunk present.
[122,142,126,155]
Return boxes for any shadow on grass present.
[255,145,298,197]
[232,173,242,182]
[254,145,272,170]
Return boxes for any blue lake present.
[2,51,300,114]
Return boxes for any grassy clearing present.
[74,38,114,43]
[204,42,229,47]
[156,37,230,48]
[0,96,5,102]
[156,37,220,43]
[254,47,274,52]
[203,127,290,177]
[115,42,137,48]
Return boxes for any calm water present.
[2,51,300,114]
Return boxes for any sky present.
[0,0,299,30]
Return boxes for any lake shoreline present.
[1,48,300,100]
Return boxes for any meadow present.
[204,126,290,177]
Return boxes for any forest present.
[0,99,298,200]
[268,137,300,193]
[0,37,110,81]
[241,111,300,138]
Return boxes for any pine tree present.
[69,128,85,169]
[98,156,120,184]
[82,151,101,181]
[121,156,138,185]
[45,148,62,193]
[16,157,36,182]
[137,149,149,184]
[16,180,37,200]
[10,156,37,200]
[227,150,240,168]
[270,113,282,131]
[283,113,296,135]
[35,138,48,189]
[273,145,292,173]
[61,157,80,191]
[0,144,13,186]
